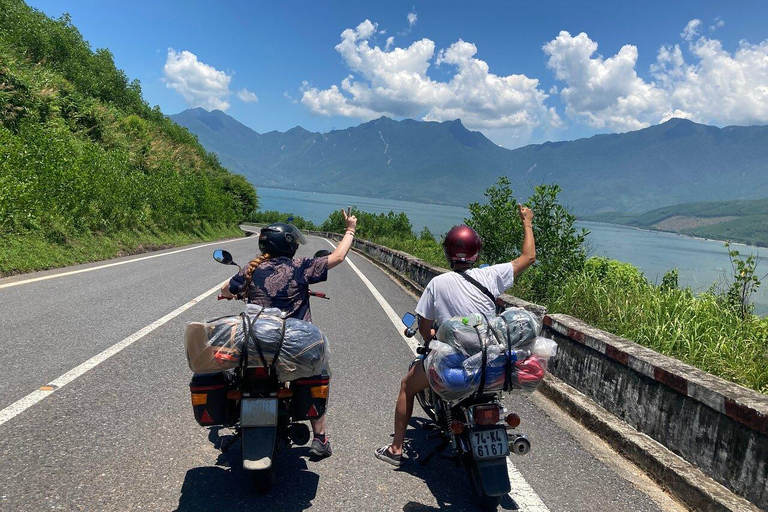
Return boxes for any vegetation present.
[0,0,257,274]
[586,198,768,247]
[311,178,767,393]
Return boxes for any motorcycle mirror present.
[213,249,236,266]
[401,312,416,328]
[313,249,332,258]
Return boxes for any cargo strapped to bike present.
[240,309,289,373]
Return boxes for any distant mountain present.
[170,109,768,213]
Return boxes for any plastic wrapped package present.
[424,341,484,402]
[184,304,329,381]
[494,308,541,349]
[511,355,548,393]
[435,307,542,357]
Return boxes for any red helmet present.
[443,225,482,265]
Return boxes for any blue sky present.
[26,0,768,148]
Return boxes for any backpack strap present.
[457,271,503,314]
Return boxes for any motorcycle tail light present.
[248,367,270,380]
[475,405,500,426]
[226,390,242,400]
[505,413,521,428]
[191,393,207,406]
[277,387,293,399]
[450,421,465,434]
[310,385,329,398]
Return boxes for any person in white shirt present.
[375,205,536,466]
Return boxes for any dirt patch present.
[652,215,739,232]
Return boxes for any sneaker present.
[374,445,402,467]
[310,436,332,458]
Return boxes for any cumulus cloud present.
[544,21,768,131]
[237,88,259,103]
[164,49,232,111]
[300,19,558,143]
[543,31,669,131]
[653,33,768,126]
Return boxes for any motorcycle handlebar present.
[217,294,233,301]
[309,290,330,300]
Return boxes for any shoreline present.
[577,220,766,250]
[258,186,467,209]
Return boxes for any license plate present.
[241,398,278,427]
[470,428,509,459]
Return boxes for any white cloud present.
[544,21,768,131]
[709,16,725,32]
[300,19,558,144]
[682,19,702,41]
[163,48,232,111]
[654,34,768,126]
[385,36,395,51]
[237,88,259,103]
[407,10,418,28]
[543,31,669,131]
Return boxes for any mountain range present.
[170,108,768,214]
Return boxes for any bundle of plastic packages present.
[508,337,558,394]
[184,304,329,381]
[492,307,541,350]
[436,313,496,356]
[242,304,329,381]
[185,315,245,374]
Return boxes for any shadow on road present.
[174,429,319,512]
[398,417,518,511]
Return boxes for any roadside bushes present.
[0,0,257,274]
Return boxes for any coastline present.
[258,186,467,209]
[578,220,767,250]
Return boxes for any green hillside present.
[0,0,257,274]
[586,199,768,247]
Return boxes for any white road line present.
[326,239,550,511]
[0,281,227,427]
[0,239,246,290]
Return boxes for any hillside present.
[0,0,257,274]
[586,199,768,247]
[171,109,768,214]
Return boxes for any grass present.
[354,231,768,394]
[0,223,243,276]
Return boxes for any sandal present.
[374,444,402,467]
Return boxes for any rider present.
[375,205,536,466]
[221,209,358,458]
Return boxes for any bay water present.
[258,187,768,315]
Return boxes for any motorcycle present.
[189,248,330,492]
[401,312,531,510]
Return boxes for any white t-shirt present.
[415,263,515,325]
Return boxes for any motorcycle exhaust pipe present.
[510,434,531,456]
[288,423,311,446]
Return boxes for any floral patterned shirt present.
[232,256,328,322]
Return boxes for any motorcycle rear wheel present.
[466,458,503,511]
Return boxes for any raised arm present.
[511,204,536,275]
[328,207,358,269]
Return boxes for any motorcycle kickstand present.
[420,437,450,466]
[221,429,242,453]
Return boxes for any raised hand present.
[342,206,358,231]
[518,204,533,225]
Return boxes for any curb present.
[539,375,761,512]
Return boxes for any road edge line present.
[0,281,227,428]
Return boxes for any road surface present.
[0,235,684,511]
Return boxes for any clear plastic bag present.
[184,304,329,381]
[426,308,554,400]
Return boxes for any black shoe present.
[310,436,332,458]
[374,445,402,467]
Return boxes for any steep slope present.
[171,110,768,213]
[0,0,257,273]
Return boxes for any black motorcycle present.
[401,312,531,510]
[188,249,330,492]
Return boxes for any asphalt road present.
[0,235,682,512]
